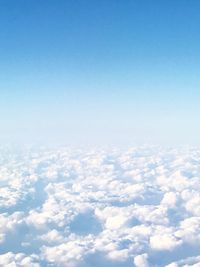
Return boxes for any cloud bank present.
[0,146,200,266]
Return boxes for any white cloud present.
[134,253,149,267]
[0,252,39,267]
[150,233,182,251]
[0,146,200,266]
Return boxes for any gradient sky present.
[0,0,200,146]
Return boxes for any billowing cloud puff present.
[150,233,182,251]
[0,252,39,267]
[134,253,149,267]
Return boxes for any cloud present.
[0,146,199,266]
[0,252,39,267]
[150,233,182,251]
[134,253,149,267]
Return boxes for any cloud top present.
[0,146,199,266]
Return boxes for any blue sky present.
[0,0,200,146]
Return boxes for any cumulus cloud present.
[0,252,39,267]
[134,253,149,267]
[0,146,199,266]
[150,233,182,251]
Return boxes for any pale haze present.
[0,0,200,146]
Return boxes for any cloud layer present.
[0,146,200,266]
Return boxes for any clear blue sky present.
[0,0,200,146]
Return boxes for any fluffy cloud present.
[0,252,39,267]
[134,253,149,267]
[0,146,199,266]
[150,233,182,251]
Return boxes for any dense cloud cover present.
[0,146,200,266]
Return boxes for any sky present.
[0,0,200,146]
